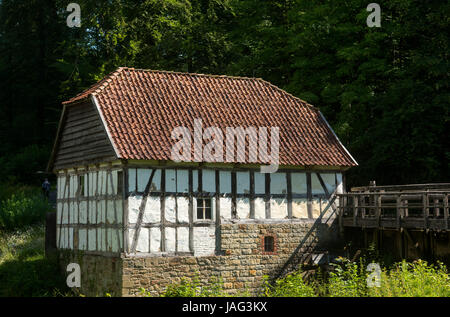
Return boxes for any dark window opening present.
[78,175,85,197]
[264,236,274,252]
[117,171,123,195]
[197,198,212,220]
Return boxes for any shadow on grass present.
[0,234,69,297]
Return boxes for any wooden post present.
[423,193,429,229]
[376,194,382,227]
[338,195,343,234]
[396,195,401,229]
[353,195,358,226]
[444,194,448,230]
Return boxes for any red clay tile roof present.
[63,67,357,167]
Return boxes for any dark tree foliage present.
[0,0,448,188]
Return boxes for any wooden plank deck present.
[338,184,450,231]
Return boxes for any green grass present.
[0,225,69,296]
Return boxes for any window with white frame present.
[196,198,212,220]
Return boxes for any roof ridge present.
[120,67,261,82]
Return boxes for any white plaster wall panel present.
[177,197,189,223]
[311,173,325,195]
[98,228,106,251]
[128,195,141,223]
[97,200,106,224]
[151,169,161,191]
[321,173,336,194]
[106,200,116,224]
[311,199,322,218]
[84,174,89,196]
[99,229,107,251]
[137,168,151,192]
[192,170,198,192]
[270,173,287,194]
[202,169,215,192]
[254,197,266,219]
[271,198,288,219]
[79,229,87,250]
[107,228,112,252]
[254,172,265,194]
[150,228,161,253]
[165,169,176,192]
[219,171,231,194]
[177,227,190,252]
[292,198,308,218]
[236,171,250,194]
[69,201,77,224]
[56,202,62,225]
[336,173,343,194]
[62,202,69,224]
[192,197,197,217]
[143,196,160,223]
[219,197,232,219]
[176,170,189,193]
[86,200,94,224]
[110,170,118,194]
[128,168,136,192]
[88,200,98,223]
[128,228,149,253]
[292,173,307,194]
[78,201,87,224]
[57,176,61,199]
[73,175,78,198]
[102,170,108,195]
[165,227,176,252]
[111,229,120,252]
[69,175,74,198]
[88,172,95,196]
[115,200,123,224]
[60,227,66,249]
[236,198,250,219]
[165,196,176,223]
[88,229,96,251]
[193,226,215,256]
[68,228,74,249]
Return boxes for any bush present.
[369,260,450,297]
[0,190,51,231]
[262,272,316,297]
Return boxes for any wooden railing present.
[338,190,449,231]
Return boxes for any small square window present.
[264,236,274,253]
[197,198,212,220]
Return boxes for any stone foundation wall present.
[59,251,123,296]
[122,221,338,296]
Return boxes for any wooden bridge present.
[337,183,449,231]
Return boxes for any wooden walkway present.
[337,183,450,231]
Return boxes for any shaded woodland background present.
[0,0,448,189]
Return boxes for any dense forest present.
[0,0,448,188]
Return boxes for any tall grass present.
[154,258,450,297]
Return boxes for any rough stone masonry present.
[59,221,339,296]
